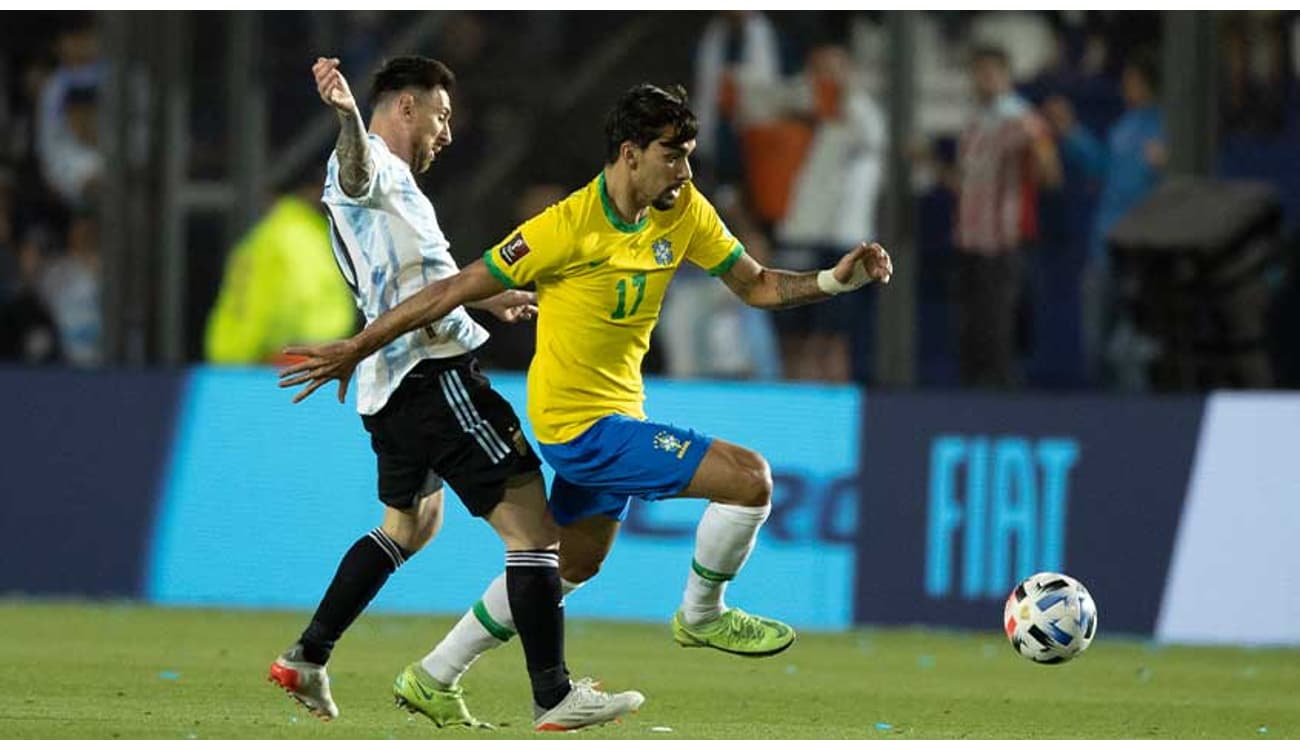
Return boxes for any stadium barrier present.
[854,391,1300,646]
[144,369,860,631]
[0,368,186,598]
[1,367,1295,645]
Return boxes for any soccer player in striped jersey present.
[267,55,642,732]
[280,82,891,715]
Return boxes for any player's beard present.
[413,136,436,173]
[652,184,683,210]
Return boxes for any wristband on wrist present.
[816,263,872,295]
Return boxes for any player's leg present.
[482,471,573,714]
[271,364,447,721]
[556,511,621,584]
[670,438,796,656]
[393,474,568,729]
[298,490,442,661]
[396,360,640,730]
[412,488,635,730]
[270,468,443,720]
[419,508,616,690]
[525,414,792,656]
[500,498,640,731]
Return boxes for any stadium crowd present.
[2,10,1298,390]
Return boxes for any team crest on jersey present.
[652,238,673,266]
[500,234,531,266]
[653,430,691,459]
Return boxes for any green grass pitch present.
[1,601,1295,739]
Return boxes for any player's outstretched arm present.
[718,241,892,310]
[278,261,506,403]
[312,56,372,198]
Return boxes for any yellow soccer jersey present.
[483,172,743,444]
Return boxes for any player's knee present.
[559,555,602,584]
[384,494,443,553]
[387,522,437,554]
[732,448,773,507]
[404,519,439,553]
[502,529,559,551]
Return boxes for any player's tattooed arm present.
[773,272,827,308]
[335,107,372,198]
[720,252,830,310]
[312,57,372,197]
[720,242,891,309]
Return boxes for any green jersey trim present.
[598,172,649,234]
[707,243,745,277]
[482,249,518,289]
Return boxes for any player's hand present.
[278,338,363,404]
[832,241,892,289]
[313,57,357,114]
[483,289,538,324]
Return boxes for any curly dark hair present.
[603,83,698,164]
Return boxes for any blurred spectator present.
[970,12,1058,82]
[851,13,968,141]
[952,45,1061,389]
[1220,11,1291,136]
[38,211,100,367]
[204,176,356,365]
[734,89,814,236]
[0,239,63,365]
[693,11,782,188]
[1044,48,1166,385]
[773,43,887,383]
[660,185,781,381]
[0,180,62,365]
[13,56,54,156]
[36,20,102,209]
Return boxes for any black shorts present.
[360,353,542,516]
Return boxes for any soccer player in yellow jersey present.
[282,83,891,708]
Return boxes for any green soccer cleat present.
[392,663,493,730]
[671,607,797,657]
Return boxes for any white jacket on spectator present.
[778,78,887,248]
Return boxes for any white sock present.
[680,502,771,626]
[421,573,585,686]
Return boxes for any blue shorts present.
[538,415,714,526]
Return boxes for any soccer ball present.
[1003,571,1097,664]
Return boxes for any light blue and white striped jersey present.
[322,134,488,415]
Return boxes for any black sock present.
[298,528,410,665]
[506,549,570,709]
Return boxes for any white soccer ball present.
[1003,571,1098,664]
